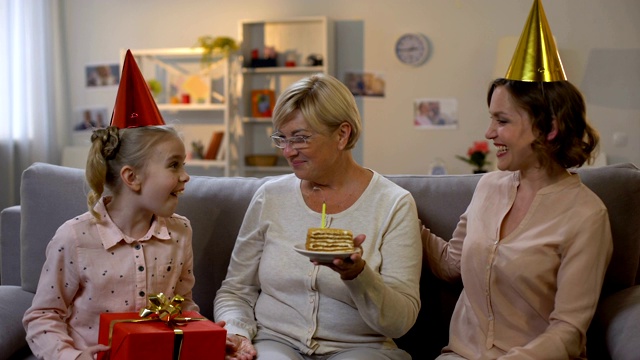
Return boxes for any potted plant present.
[194,36,239,67]
[456,140,491,173]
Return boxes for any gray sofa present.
[1,162,639,360]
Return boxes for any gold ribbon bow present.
[139,292,185,323]
[138,293,187,359]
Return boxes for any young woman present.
[423,2,613,357]
[423,79,613,359]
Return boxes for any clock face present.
[395,33,431,66]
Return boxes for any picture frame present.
[251,89,276,117]
[413,98,459,130]
[344,71,385,97]
[85,63,119,88]
[73,106,109,132]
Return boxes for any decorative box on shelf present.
[250,58,277,68]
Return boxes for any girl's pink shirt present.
[23,197,198,360]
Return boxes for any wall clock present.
[395,33,431,66]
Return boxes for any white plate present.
[293,243,359,263]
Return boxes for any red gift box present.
[97,311,226,360]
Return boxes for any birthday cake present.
[305,228,354,252]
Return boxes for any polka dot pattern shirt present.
[22,197,198,360]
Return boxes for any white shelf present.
[158,103,226,111]
[241,66,324,74]
[186,159,226,168]
[238,16,333,177]
[125,48,232,177]
[242,117,273,123]
[244,165,292,173]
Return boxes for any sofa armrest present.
[0,285,34,360]
[0,205,21,286]
[595,285,640,360]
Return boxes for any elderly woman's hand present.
[225,333,257,360]
[318,234,366,280]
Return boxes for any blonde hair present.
[272,73,361,150]
[85,125,180,219]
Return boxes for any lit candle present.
[321,202,326,228]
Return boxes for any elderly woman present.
[214,73,422,360]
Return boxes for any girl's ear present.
[121,166,141,191]
[547,118,558,141]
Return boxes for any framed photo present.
[344,71,385,97]
[414,98,458,129]
[251,89,276,117]
[73,106,109,131]
[85,63,119,88]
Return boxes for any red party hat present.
[110,49,165,128]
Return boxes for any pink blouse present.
[23,197,198,360]
[423,171,612,359]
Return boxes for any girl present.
[22,124,196,360]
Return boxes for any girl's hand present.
[225,334,257,360]
[75,344,110,360]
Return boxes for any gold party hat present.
[505,0,567,82]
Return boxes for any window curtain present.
[0,0,68,210]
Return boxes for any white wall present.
[63,0,640,175]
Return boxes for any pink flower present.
[468,141,489,156]
[457,140,491,171]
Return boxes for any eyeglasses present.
[270,134,313,150]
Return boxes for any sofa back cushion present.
[575,163,640,296]
[174,175,272,318]
[20,163,87,292]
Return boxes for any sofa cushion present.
[20,164,87,293]
[175,175,273,319]
[1,206,22,285]
[387,173,480,237]
[0,285,35,360]
[576,163,640,295]
[595,285,640,360]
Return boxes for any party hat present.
[505,0,567,82]
[110,49,165,128]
